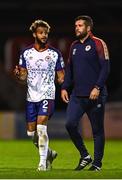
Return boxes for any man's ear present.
[33,32,36,38]
[87,26,91,32]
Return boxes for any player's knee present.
[27,130,35,137]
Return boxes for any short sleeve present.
[55,52,65,71]
[19,53,26,68]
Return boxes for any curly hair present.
[29,19,51,33]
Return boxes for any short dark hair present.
[29,19,51,33]
[75,15,93,30]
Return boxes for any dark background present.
[0,0,122,110]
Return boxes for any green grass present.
[0,139,122,179]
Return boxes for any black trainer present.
[88,165,101,171]
[75,155,92,170]
[46,150,58,170]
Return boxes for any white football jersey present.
[19,44,64,102]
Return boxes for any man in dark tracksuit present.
[61,15,110,171]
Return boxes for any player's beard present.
[36,37,48,48]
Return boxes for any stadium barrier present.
[0,102,122,139]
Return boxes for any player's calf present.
[37,124,48,170]
[32,131,38,148]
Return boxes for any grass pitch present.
[0,139,122,179]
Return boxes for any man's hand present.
[89,88,100,100]
[13,65,27,81]
[14,65,20,77]
[61,89,69,103]
[57,70,65,84]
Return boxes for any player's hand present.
[14,65,20,77]
[61,89,69,103]
[89,88,100,100]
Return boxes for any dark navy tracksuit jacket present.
[62,34,110,95]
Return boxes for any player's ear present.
[33,32,36,38]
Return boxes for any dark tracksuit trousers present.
[65,94,107,168]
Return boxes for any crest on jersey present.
[45,56,51,61]
[85,45,91,51]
